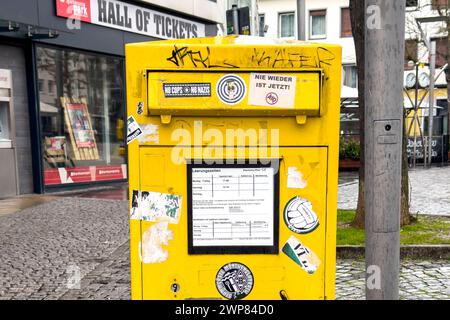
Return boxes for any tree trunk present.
[446,16,450,160]
[401,111,415,225]
[350,0,365,228]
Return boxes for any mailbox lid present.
[147,70,322,116]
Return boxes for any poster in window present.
[61,97,99,161]
[65,103,96,148]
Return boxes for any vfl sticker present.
[136,102,144,115]
[163,83,211,97]
[216,262,254,300]
[283,196,319,234]
[282,236,321,274]
[216,74,246,105]
[126,115,142,144]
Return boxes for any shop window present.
[36,46,126,186]
[48,80,55,95]
[259,14,265,37]
[406,0,418,8]
[405,39,418,69]
[38,79,44,93]
[341,8,352,38]
[279,12,295,38]
[343,65,358,88]
[309,10,326,39]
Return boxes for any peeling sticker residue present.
[287,167,307,189]
[137,124,159,144]
[140,191,182,224]
[282,236,321,274]
[140,222,173,264]
[130,190,141,220]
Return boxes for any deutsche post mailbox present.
[126,36,341,300]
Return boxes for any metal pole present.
[251,0,259,36]
[427,41,436,167]
[365,0,404,300]
[296,0,306,40]
[231,5,239,35]
[413,63,418,168]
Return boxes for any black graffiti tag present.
[251,47,336,69]
[166,45,239,69]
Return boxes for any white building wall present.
[405,0,448,64]
[137,0,226,24]
[258,0,356,64]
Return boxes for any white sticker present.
[282,236,321,274]
[191,167,274,247]
[248,73,297,108]
[287,167,307,189]
[140,222,173,264]
[127,115,142,144]
[140,191,182,224]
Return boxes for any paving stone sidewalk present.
[0,196,448,300]
[338,166,450,216]
[0,197,129,300]
[336,260,450,300]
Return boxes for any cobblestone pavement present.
[0,197,129,300]
[0,195,448,300]
[338,166,450,216]
[336,260,450,300]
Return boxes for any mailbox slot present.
[147,70,322,117]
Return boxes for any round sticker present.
[283,196,319,234]
[215,262,254,300]
[265,92,278,105]
[216,74,246,105]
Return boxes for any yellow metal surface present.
[126,36,341,300]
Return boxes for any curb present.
[337,245,450,260]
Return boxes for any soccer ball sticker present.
[283,196,319,234]
[215,262,254,300]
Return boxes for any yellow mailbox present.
[126,36,341,300]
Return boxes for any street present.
[0,184,448,300]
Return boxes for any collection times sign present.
[56,0,206,39]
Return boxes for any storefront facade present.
[0,0,222,195]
